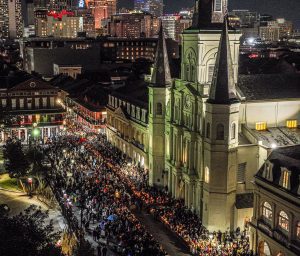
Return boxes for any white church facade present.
[107,0,300,234]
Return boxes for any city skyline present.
[119,0,300,27]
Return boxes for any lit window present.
[256,122,267,131]
[204,167,209,183]
[262,202,272,221]
[281,168,290,189]
[208,65,215,83]
[278,211,289,231]
[286,120,297,128]
[297,222,300,239]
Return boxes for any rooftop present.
[237,73,300,101]
[251,127,300,148]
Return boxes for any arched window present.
[278,211,289,231]
[231,123,236,140]
[262,202,272,221]
[156,103,162,115]
[204,167,209,183]
[206,122,211,138]
[297,222,300,239]
[216,124,225,140]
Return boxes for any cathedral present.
[106,0,300,232]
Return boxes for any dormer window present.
[286,120,297,129]
[263,161,273,182]
[280,167,291,190]
[256,122,267,131]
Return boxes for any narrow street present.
[136,210,192,256]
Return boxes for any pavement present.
[0,189,65,232]
[136,210,192,256]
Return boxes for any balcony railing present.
[257,218,273,237]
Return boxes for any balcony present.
[257,218,273,237]
[131,139,145,152]
[273,229,289,246]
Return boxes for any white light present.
[247,37,255,44]
[271,143,277,149]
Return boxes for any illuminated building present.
[34,8,48,37]
[251,146,300,256]
[109,11,154,38]
[161,14,192,42]
[134,0,163,17]
[46,10,83,38]
[94,0,117,29]
[0,75,66,144]
[0,0,23,38]
[106,0,300,234]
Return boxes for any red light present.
[47,10,75,20]
[249,53,259,59]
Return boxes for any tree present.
[0,205,63,256]
[3,139,30,178]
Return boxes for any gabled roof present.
[150,24,172,88]
[207,20,239,105]
[256,145,300,197]
[9,77,58,91]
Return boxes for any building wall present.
[239,100,300,129]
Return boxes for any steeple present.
[192,0,226,29]
[150,23,172,87]
[207,19,239,104]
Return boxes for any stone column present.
[184,183,188,205]
[168,169,172,195]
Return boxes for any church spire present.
[207,19,239,104]
[150,23,172,87]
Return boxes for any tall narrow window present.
[214,0,222,12]
[281,168,290,189]
[208,65,215,83]
[297,222,300,239]
[237,163,247,183]
[204,167,210,183]
[216,124,225,140]
[12,99,16,109]
[206,122,211,139]
[278,211,289,231]
[156,103,162,115]
[231,123,236,139]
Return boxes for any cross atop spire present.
[150,23,172,88]
[207,19,239,105]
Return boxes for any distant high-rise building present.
[161,14,192,42]
[134,0,163,17]
[109,11,154,38]
[230,10,258,28]
[0,0,23,38]
[94,0,117,29]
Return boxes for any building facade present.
[107,0,300,233]
[251,146,300,256]
[0,77,66,144]
[0,0,23,38]
[109,11,154,38]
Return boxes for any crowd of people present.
[44,119,253,256]
[44,133,166,256]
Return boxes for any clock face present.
[185,95,191,108]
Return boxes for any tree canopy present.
[0,205,63,256]
[3,139,30,178]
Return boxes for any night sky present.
[119,0,300,28]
